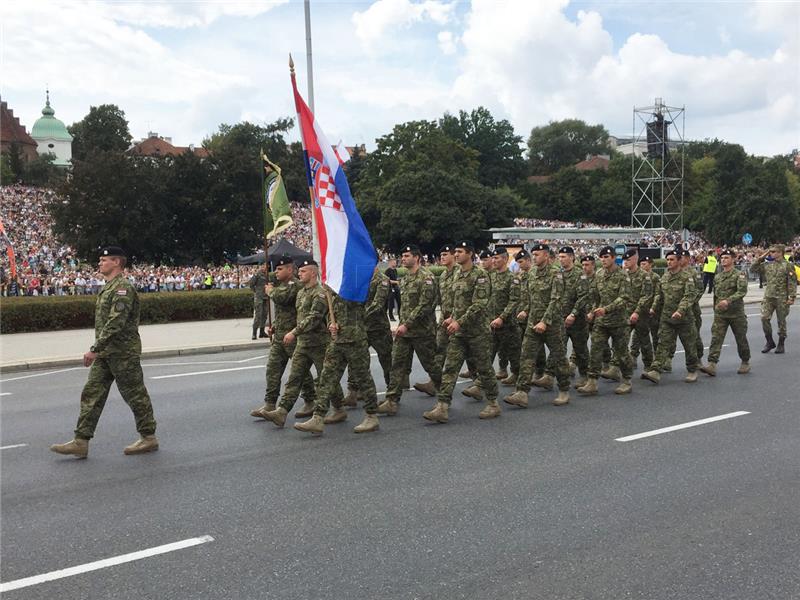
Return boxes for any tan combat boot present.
[423,401,449,423]
[294,414,325,434]
[264,407,288,428]
[553,390,570,406]
[459,369,473,379]
[573,376,588,390]
[295,401,316,418]
[503,390,529,408]
[50,438,89,458]
[699,362,717,377]
[576,377,599,395]
[376,399,398,416]
[737,362,751,374]
[413,381,437,396]
[614,379,632,395]
[342,390,360,407]
[353,414,380,434]
[461,384,483,400]
[323,408,348,424]
[640,370,660,384]
[124,435,159,455]
[532,374,554,390]
[600,366,622,381]
[684,371,698,383]
[500,373,517,385]
[495,369,508,380]
[250,403,275,419]
[479,400,501,419]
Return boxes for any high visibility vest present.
[703,256,717,273]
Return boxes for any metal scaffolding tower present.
[631,98,685,230]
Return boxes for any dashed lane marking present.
[0,367,83,383]
[615,411,750,442]
[0,443,27,450]
[150,365,263,379]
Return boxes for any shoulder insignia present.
[115,289,127,296]
[477,277,486,283]
[580,275,587,280]
[425,279,433,285]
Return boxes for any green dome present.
[30,94,73,142]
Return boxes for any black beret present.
[99,246,126,258]
[558,246,574,255]
[580,255,596,263]
[515,250,530,260]
[598,245,615,257]
[720,249,734,257]
[298,258,318,268]
[492,247,508,256]
[479,250,492,259]
[623,248,638,259]
[530,243,549,252]
[439,244,455,254]
[640,255,653,263]
[274,255,294,267]
[455,240,474,251]
[665,250,679,258]
[401,244,421,255]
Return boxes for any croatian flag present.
[291,69,377,302]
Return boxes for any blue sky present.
[3,1,798,156]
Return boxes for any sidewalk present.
[0,283,765,373]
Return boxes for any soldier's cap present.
[770,244,785,253]
[492,247,508,256]
[558,246,574,255]
[298,258,318,268]
[680,249,691,257]
[99,245,126,258]
[598,245,615,257]
[274,255,294,267]
[455,240,475,251]
[401,244,421,255]
[622,248,638,259]
[439,244,455,254]
[514,249,531,260]
[530,243,549,252]
[479,250,493,259]
[720,249,735,257]
[639,255,653,263]
[665,250,679,258]
[580,255,596,263]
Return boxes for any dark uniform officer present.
[51,246,158,458]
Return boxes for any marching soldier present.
[632,255,661,367]
[504,243,571,408]
[418,244,457,395]
[620,248,655,371]
[752,244,796,354]
[424,241,500,422]
[681,249,705,360]
[249,265,269,339]
[489,247,521,382]
[699,249,751,376]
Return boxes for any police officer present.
[249,265,269,339]
[51,246,158,458]
[752,244,797,354]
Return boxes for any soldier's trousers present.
[434,325,450,374]
[547,322,588,377]
[75,355,156,440]
[385,335,440,402]
[708,313,750,364]
[588,324,633,380]
[615,318,654,369]
[693,305,704,359]
[492,324,521,375]
[279,341,342,413]
[263,336,316,405]
[314,342,378,417]
[253,298,267,329]
[516,326,570,392]
[348,326,392,391]
[631,314,658,363]
[651,317,699,373]
[761,297,790,338]
[438,333,498,404]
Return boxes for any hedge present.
[0,290,253,334]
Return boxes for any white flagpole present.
[303,0,320,262]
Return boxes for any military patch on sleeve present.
[477,277,486,284]
[425,279,433,285]
[580,275,587,280]
[115,289,127,296]
[114,300,127,311]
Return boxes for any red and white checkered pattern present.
[316,166,343,211]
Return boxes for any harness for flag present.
[0,218,17,278]
[261,152,293,239]
[290,58,376,302]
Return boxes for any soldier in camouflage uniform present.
[631,256,661,366]
[641,251,700,384]
[262,259,342,428]
[295,287,380,435]
[577,246,635,395]
[249,266,269,339]
[489,247,522,382]
[752,244,797,354]
[344,265,392,405]
[699,249,751,376]
[424,241,501,422]
[51,246,158,458]
[377,245,441,416]
[504,243,571,408]
[250,256,316,419]
[681,250,705,360]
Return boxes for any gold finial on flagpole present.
[289,53,295,74]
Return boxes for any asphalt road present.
[2,308,799,600]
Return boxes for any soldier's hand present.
[490,317,504,329]
[671,311,682,319]
[395,324,408,337]
[716,300,729,311]
[629,312,639,325]
[264,283,274,296]
[517,311,527,321]
[283,331,296,345]
[442,317,453,328]
[594,307,606,317]
[446,320,461,335]
[329,323,339,338]
[649,308,656,317]
[586,312,594,322]
[565,314,576,328]
[788,298,795,306]
[83,351,97,367]
[266,326,275,338]
[533,321,547,334]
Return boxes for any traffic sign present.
[742,233,753,246]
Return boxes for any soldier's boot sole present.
[553,391,570,406]
[294,402,316,418]
[376,400,398,416]
[503,390,529,408]
[423,402,449,424]
[322,409,348,424]
[294,415,325,434]
[353,414,380,434]
[478,402,501,419]
[124,435,159,455]
[50,439,89,459]
[640,370,660,384]
[699,363,717,377]
[413,381,437,396]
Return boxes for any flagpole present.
[304,0,314,113]
[260,150,273,340]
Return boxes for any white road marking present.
[0,367,83,383]
[151,365,263,379]
[0,535,214,593]
[615,411,750,442]
[0,392,12,396]
[0,443,27,450]
[147,354,267,367]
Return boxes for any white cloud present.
[95,1,287,29]
[352,0,455,49]
[438,30,458,55]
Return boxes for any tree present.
[439,107,526,188]
[68,104,132,160]
[1,142,25,183]
[527,119,611,175]
[21,153,65,187]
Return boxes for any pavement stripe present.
[0,535,214,593]
[0,392,12,396]
[151,365,263,379]
[0,443,27,450]
[0,367,83,383]
[615,411,750,442]
[147,354,268,367]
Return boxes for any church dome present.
[30,92,73,142]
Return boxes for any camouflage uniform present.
[650,270,699,373]
[633,270,661,360]
[689,268,705,358]
[515,265,571,392]
[385,268,441,402]
[434,266,457,374]
[490,269,522,376]
[587,266,634,380]
[278,283,341,413]
[752,255,797,339]
[707,268,750,363]
[545,266,588,378]
[249,270,269,330]
[76,274,156,440]
[348,270,392,392]
[618,268,655,369]
[263,276,316,406]
[314,290,378,417]
[438,267,498,404]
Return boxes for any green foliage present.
[0,290,252,334]
[20,152,65,187]
[527,119,611,174]
[1,142,25,183]
[68,104,132,161]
